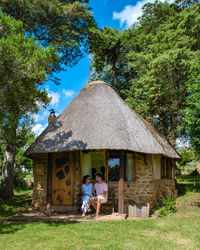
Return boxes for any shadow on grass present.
[176,183,200,196]
[176,174,200,184]
[0,194,32,218]
[176,174,200,196]
[0,221,80,235]
[0,223,26,234]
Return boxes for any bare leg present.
[90,197,97,211]
[96,197,101,215]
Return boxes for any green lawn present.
[0,192,200,250]
[0,191,32,218]
[176,175,200,195]
[0,172,33,218]
[24,173,34,182]
[176,175,200,185]
[0,175,200,249]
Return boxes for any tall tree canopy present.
[0,0,96,200]
[89,0,200,147]
[182,81,200,155]
[0,0,96,81]
[0,11,58,200]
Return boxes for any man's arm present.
[93,184,96,197]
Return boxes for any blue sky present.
[33,0,158,135]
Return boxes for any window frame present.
[107,150,135,183]
[161,156,173,179]
[80,150,135,183]
[80,150,107,182]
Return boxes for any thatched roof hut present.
[26,81,179,159]
[27,81,180,216]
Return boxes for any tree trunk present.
[0,144,15,200]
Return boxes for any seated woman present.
[81,175,96,216]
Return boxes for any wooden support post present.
[46,153,53,217]
[118,151,125,214]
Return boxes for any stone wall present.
[153,179,176,201]
[32,151,176,213]
[107,153,155,212]
[32,154,48,211]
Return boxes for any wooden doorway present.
[52,152,73,205]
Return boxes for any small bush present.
[158,197,176,217]
[13,168,28,190]
[177,151,195,168]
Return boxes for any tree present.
[0,0,96,81]
[88,27,135,97]
[0,11,58,200]
[182,81,200,156]
[129,2,200,144]
[14,131,35,172]
[89,1,200,145]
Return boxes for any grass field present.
[176,174,200,185]
[0,191,32,218]
[0,192,200,250]
[0,175,200,249]
[176,174,200,195]
[0,173,33,218]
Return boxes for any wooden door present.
[52,152,73,205]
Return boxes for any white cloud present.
[113,0,173,28]
[33,110,49,123]
[33,114,40,123]
[32,123,48,135]
[46,86,60,106]
[175,137,190,148]
[62,89,74,98]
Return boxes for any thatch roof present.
[25,81,180,159]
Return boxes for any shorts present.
[97,196,107,203]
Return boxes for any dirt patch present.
[177,238,193,245]
[125,242,135,248]
[163,232,195,249]
[142,230,157,237]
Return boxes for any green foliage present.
[0,0,96,78]
[0,131,34,175]
[0,192,32,218]
[0,11,58,199]
[158,197,177,217]
[1,193,200,249]
[182,81,200,156]
[178,151,195,167]
[0,11,57,145]
[127,2,200,144]
[89,1,200,145]
[13,167,27,190]
[14,131,35,171]
[89,27,134,95]
[176,174,200,195]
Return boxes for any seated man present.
[94,174,108,217]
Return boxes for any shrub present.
[13,168,28,190]
[177,151,195,168]
[158,197,176,217]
